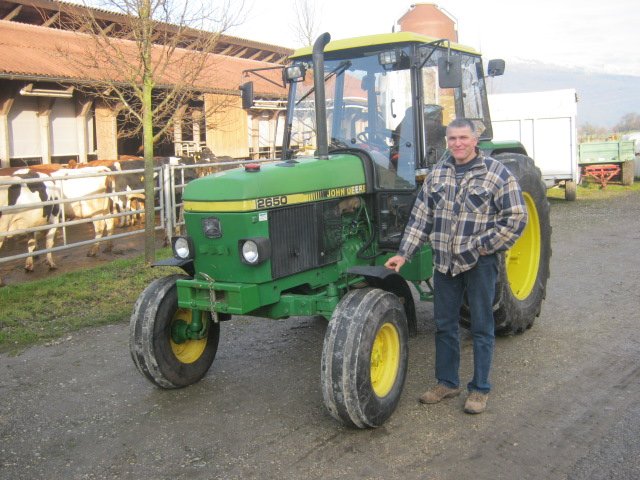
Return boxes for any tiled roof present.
[0,0,292,64]
[0,19,287,96]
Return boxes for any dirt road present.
[1,191,640,479]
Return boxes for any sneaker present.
[464,391,489,414]
[418,384,461,404]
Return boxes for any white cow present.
[48,166,116,257]
[0,172,60,279]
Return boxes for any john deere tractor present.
[130,31,551,428]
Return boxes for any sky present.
[229,0,640,77]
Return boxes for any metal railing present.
[1,158,273,267]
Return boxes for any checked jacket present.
[398,153,527,276]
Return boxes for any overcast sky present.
[230,0,640,77]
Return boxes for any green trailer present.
[578,140,635,186]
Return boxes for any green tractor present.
[130,31,551,428]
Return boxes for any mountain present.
[488,60,640,128]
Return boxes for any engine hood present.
[183,153,368,213]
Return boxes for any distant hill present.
[488,60,640,128]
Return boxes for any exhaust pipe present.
[312,32,331,160]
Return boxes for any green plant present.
[0,249,177,354]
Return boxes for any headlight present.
[242,240,259,264]
[283,64,306,83]
[172,236,194,260]
[379,50,398,66]
[239,238,271,265]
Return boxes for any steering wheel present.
[356,130,391,148]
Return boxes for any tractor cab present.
[281,33,496,170]
[275,32,497,247]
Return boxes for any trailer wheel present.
[130,274,220,388]
[321,288,409,428]
[621,160,634,186]
[461,153,551,335]
[564,180,577,201]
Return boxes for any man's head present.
[446,118,479,164]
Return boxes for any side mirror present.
[487,59,506,77]
[437,56,462,88]
[240,81,254,109]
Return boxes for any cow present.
[45,166,115,257]
[0,172,61,281]
[67,158,146,228]
[111,159,146,227]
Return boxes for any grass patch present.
[0,248,180,354]
[546,179,640,201]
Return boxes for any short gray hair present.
[447,118,478,136]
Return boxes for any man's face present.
[446,126,478,164]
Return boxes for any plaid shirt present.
[399,153,527,276]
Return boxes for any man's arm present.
[476,174,527,254]
[384,180,433,271]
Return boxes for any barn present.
[0,0,292,168]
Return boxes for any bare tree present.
[59,0,245,263]
[291,0,320,46]
[578,123,610,142]
[614,113,640,133]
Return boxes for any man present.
[384,118,527,414]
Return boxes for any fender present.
[153,257,195,276]
[347,265,417,336]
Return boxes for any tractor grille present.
[269,201,342,279]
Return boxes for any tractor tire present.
[130,274,220,388]
[461,153,551,335]
[564,180,577,201]
[621,160,634,186]
[321,288,409,428]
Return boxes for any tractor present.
[130,31,551,428]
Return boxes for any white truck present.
[488,89,579,200]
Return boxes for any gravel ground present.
[1,190,639,480]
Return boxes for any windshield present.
[285,44,490,188]
[288,47,415,189]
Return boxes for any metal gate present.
[1,158,263,269]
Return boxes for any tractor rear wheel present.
[321,288,409,428]
[461,153,551,335]
[130,274,220,388]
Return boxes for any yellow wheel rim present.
[170,308,208,364]
[505,192,541,300]
[370,322,401,398]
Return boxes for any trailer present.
[578,140,635,188]
[488,89,579,200]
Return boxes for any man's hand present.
[384,255,406,272]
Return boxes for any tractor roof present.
[290,31,479,59]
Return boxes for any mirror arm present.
[242,66,287,88]
[418,38,450,69]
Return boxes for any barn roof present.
[0,0,292,64]
[0,19,287,97]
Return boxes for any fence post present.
[162,163,174,245]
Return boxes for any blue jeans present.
[433,254,498,394]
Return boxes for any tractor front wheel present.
[321,288,409,428]
[130,274,220,388]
